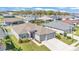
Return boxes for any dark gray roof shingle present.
[43,21,74,31]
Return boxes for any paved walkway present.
[32,40,43,46]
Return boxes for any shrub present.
[67,36,72,39]
[18,39,23,43]
[23,39,30,43]
[56,34,61,39]
[5,35,10,39]
[18,39,30,43]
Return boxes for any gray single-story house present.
[3,14,15,18]
[43,21,74,33]
[13,23,55,42]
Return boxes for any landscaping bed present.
[56,33,77,45]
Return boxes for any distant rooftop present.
[63,19,79,24]
[43,20,74,31]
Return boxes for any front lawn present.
[9,35,50,51]
[75,43,79,47]
[74,26,79,36]
[20,41,50,51]
[56,33,77,45]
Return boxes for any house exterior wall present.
[40,35,46,41]
[35,32,55,42]
[19,33,29,39]
[46,32,55,40]
[35,34,40,41]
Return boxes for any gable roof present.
[13,23,55,35]
[63,20,79,24]
[43,21,74,31]
[4,18,22,23]
[38,15,53,21]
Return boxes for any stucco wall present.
[35,34,40,41]
[35,32,55,42]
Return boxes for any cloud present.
[59,10,67,12]
[34,7,57,11]
[34,8,44,10]
[70,7,79,9]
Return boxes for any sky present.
[0,7,79,13]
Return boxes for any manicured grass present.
[56,33,77,45]
[9,35,50,51]
[20,41,50,51]
[74,26,79,36]
[75,43,79,47]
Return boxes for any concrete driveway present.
[42,38,77,51]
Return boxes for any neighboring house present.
[4,18,25,25]
[12,23,55,42]
[0,42,6,51]
[0,16,5,26]
[63,19,79,25]
[0,28,6,39]
[3,14,15,18]
[23,15,38,23]
[50,15,63,20]
[37,15,53,21]
[43,21,74,33]
[62,15,74,21]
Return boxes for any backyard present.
[56,33,77,45]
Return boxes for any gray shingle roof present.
[13,23,55,35]
[43,21,74,31]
